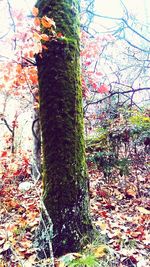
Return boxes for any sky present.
[5,0,150,23]
[93,0,149,34]
[0,0,149,57]
[95,0,149,21]
[9,0,150,40]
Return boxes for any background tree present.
[79,1,150,142]
[35,0,93,257]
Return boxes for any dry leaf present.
[33,32,41,41]
[125,188,136,198]
[93,245,108,258]
[40,34,50,41]
[137,207,150,214]
[130,231,142,238]
[32,7,39,17]
[34,17,40,27]
[41,16,55,28]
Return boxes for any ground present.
[0,155,149,266]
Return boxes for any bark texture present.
[36,0,93,256]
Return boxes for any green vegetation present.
[86,108,150,181]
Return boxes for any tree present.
[35,0,93,257]
[81,0,150,115]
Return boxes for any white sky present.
[6,0,150,23]
[0,0,149,56]
[94,0,149,33]
[95,0,149,21]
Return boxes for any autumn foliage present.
[0,3,149,267]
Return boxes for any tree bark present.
[36,0,93,257]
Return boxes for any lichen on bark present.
[35,0,93,257]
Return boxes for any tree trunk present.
[32,107,41,179]
[36,0,93,257]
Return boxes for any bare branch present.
[84,87,150,111]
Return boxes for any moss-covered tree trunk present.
[36,0,93,257]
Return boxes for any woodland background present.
[0,0,149,266]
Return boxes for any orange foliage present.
[32,7,39,17]
[41,16,55,28]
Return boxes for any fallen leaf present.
[125,188,136,198]
[137,207,150,214]
[130,231,142,238]
[1,151,7,157]
[93,245,108,258]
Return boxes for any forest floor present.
[0,157,149,266]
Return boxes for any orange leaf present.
[10,200,20,209]
[29,50,34,58]
[32,7,39,17]
[33,32,41,41]
[34,17,40,26]
[41,16,55,28]
[57,32,64,38]
[19,75,26,84]
[0,84,4,89]
[41,34,50,41]
[16,64,22,74]
[125,188,136,198]
[4,75,9,82]
[30,75,38,85]
[42,44,48,50]
[130,231,142,238]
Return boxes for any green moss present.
[36,0,93,257]
[36,0,80,40]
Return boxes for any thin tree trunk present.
[32,108,41,178]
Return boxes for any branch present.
[1,118,13,133]
[84,87,150,111]
[21,56,36,66]
[32,118,40,142]
[122,18,150,43]
[86,9,150,44]
[7,0,16,49]
[125,38,150,53]
[0,29,11,40]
